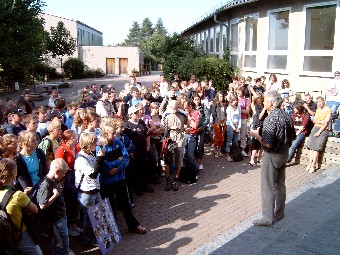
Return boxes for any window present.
[215,25,220,53]
[210,27,214,53]
[303,2,336,73]
[222,24,227,52]
[230,18,239,67]
[200,31,204,52]
[244,14,258,69]
[205,30,209,53]
[267,9,290,70]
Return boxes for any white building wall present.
[79,46,141,75]
[42,13,104,73]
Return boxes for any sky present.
[42,0,225,45]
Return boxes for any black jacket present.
[14,148,49,191]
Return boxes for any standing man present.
[159,74,169,98]
[90,83,100,100]
[161,100,188,191]
[96,88,114,117]
[250,90,295,227]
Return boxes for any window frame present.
[230,18,240,67]
[266,7,291,73]
[243,13,259,71]
[300,1,338,77]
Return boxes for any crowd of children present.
[0,71,339,254]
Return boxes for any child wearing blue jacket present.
[96,123,146,234]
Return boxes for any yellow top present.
[0,189,30,232]
[314,107,332,128]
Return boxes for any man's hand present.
[250,128,260,139]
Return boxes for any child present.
[75,133,103,246]
[37,158,74,255]
[63,101,78,130]
[38,120,62,167]
[0,158,42,255]
[35,106,48,137]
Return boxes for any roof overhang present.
[181,0,258,35]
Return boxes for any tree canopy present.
[46,21,76,81]
[0,0,46,88]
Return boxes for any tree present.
[124,21,141,46]
[161,34,235,89]
[46,21,76,82]
[140,18,154,42]
[0,0,47,89]
[154,18,167,36]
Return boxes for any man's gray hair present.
[167,100,179,112]
[265,90,282,108]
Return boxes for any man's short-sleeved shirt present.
[37,177,66,222]
[262,108,295,153]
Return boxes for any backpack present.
[38,137,54,166]
[161,137,177,165]
[230,144,244,162]
[0,188,23,250]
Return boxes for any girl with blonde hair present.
[97,124,147,234]
[15,131,48,195]
[75,133,103,246]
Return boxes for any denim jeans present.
[225,126,239,152]
[53,216,69,255]
[7,231,43,255]
[78,192,101,245]
[326,101,340,129]
[184,134,199,174]
[288,133,306,161]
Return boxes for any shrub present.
[63,57,85,79]
[83,67,105,78]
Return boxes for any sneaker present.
[241,151,249,157]
[130,203,135,209]
[160,172,166,177]
[172,180,179,191]
[226,156,233,162]
[68,227,80,237]
[165,179,172,191]
[68,250,75,255]
[199,164,204,170]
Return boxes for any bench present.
[38,82,73,93]
[292,137,340,169]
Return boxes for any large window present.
[267,9,290,70]
[222,24,227,53]
[200,31,204,52]
[230,18,239,66]
[210,27,214,53]
[244,14,258,69]
[215,25,220,53]
[303,2,336,73]
[205,30,209,53]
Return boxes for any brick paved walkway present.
[71,146,320,255]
